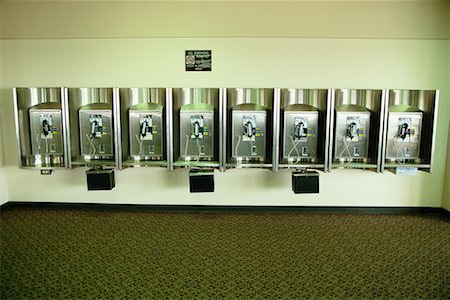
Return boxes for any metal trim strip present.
[12,88,23,168]
[166,88,174,171]
[272,88,281,172]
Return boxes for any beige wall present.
[442,16,450,210]
[2,1,449,40]
[0,0,8,205]
[1,1,449,207]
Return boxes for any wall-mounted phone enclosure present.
[29,108,64,156]
[172,88,220,169]
[231,108,267,161]
[67,88,116,168]
[334,108,371,161]
[283,111,318,160]
[13,87,68,171]
[279,89,330,171]
[79,107,113,159]
[119,88,166,169]
[382,90,438,172]
[226,88,274,168]
[180,110,215,160]
[330,89,384,171]
[386,112,422,161]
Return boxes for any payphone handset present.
[40,114,53,139]
[294,117,308,141]
[190,115,204,139]
[139,115,153,141]
[345,116,361,141]
[89,114,103,139]
[242,115,257,141]
[397,117,413,142]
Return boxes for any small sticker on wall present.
[185,50,212,71]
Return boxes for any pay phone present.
[334,109,370,161]
[283,111,318,161]
[29,108,64,156]
[179,110,214,160]
[129,109,163,160]
[232,110,267,161]
[386,112,422,161]
[79,108,113,159]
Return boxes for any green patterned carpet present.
[1,206,449,299]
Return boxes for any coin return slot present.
[251,145,257,156]
[405,147,411,157]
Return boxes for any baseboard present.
[1,201,449,217]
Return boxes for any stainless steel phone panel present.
[232,110,267,160]
[179,110,214,160]
[129,110,163,160]
[334,111,370,161]
[386,112,422,161]
[79,109,113,159]
[283,111,318,161]
[29,109,64,156]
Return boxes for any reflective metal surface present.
[226,89,274,167]
[227,88,273,109]
[331,89,383,170]
[173,88,219,109]
[68,88,115,167]
[219,88,226,171]
[15,87,60,108]
[283,110,319,162]
[120,88,165,107]
[113,88,122,169]
[429,91,439,173]
[128,108,163,160]
[69,88,113,107]
[79,107,114,160]
[389,90,429,110]
[272,89,281,171]
[324,89,333,172]
[179,109,215,161]
[334,107,371,162]
[166,88,174,170]
[386,111,422,162]
[231,109,267,162]
[173,88,220,167]
[280,89,329,170]
[14,87,67,169]
[119,88,166,167]
[382,89,438,172]
[29,107,64,156]
[334,89,380,111]
[281,89,327,110]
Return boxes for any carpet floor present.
[1,205,449,299]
